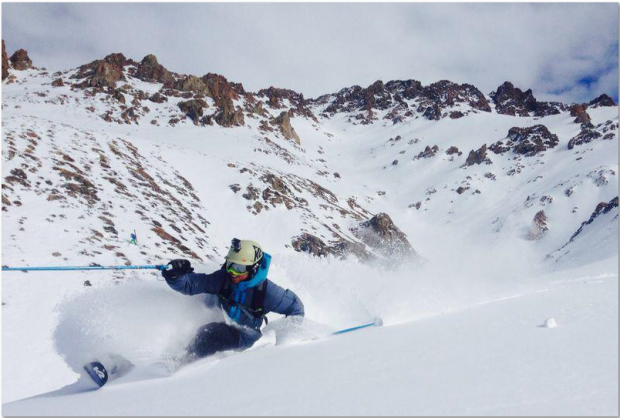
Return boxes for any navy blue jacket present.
[166,253,304,339]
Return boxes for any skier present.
[162,238,304,358]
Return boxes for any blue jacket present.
[167,253,304,340]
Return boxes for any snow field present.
[4,262,616,416]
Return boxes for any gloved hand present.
[162,259,194,282]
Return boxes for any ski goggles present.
[226,261,248,276]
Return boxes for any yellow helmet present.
[225,238,263,266]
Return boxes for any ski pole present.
[2,264,169,272]
[333,317,383,335]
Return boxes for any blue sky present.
[2,2,618,103]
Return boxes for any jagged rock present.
[419,80,491,120]
[215,107,245,127]
[120,107,139,124]
[569,103,592,126]
[271,111,301,144]
[200,115,214,126]
[135,54,174,85]
[352,213,415,258]
[291,233,333,257]
[178,75,208,95]
[258,87,316,120]
[322,79,490,121]
[414,145,439,160]
[73,53,130,89]
[490,81,561,117]
[51,78,64,87]
[385,79,424,100]
[148,92,168,103]
[202,73,238,103]
[199,73,245,127]
[112,89,126,104]
[489,125,559,157]
[259,86,295,109]
[242,185,260,201]
[570,197,618,241]
[9,48,32,70]
[178,99,207,123]
[422,103,442,120]
[323,80,414,116]
[384,102,410,124]
[528,210,549,240]
[462,144,491,167]
[588,94,616,108]
[291,233,372,261]
[2,40,9,80]
[567,128,602,150]
[248,100,268,117]
[446,146,462,156]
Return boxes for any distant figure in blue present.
[129,231,137,245]
[162,238,304,358]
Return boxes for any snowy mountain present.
[2,46,618,415]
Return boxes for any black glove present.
[162,259,194,282]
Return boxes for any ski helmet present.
[225,238,263,266]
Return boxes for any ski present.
[83,361,108,388]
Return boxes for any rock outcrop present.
[588,94,616,108]
[272,111,301,144]
[2,40,9,80]
[351,213,416,259]
[489,125,559,157]
[291,233,333,257]
[414,145,439,160]
[178,99,207,123]
[569,103,592,127]
[490,81,562,117]
[319,78,490,121]
[9,48,32,70]
[148,92,168,103]
[200,73,245,127]
[177,75,209,95]
[570,197,618,241]
[462,144,491,167]
[528,210,549,240]
[417,80,491,119]
[291,233,372,261]
[73,53,132,89]
[567,128,602,150]
[258,87,316,120]
[135,54,174,85]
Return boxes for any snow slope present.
[3,259,617,416]
[2,63,618,415]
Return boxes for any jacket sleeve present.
[166,269,226,296]
[263,280,305,317]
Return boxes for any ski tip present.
[373,317,384,327]
[84,361,109,388]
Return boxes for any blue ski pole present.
[2,264,169,272]
[333,317,383,335]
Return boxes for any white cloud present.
[2,2,617,103]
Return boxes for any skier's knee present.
[187,322,242,358]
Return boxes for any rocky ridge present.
[2,43,618,265]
